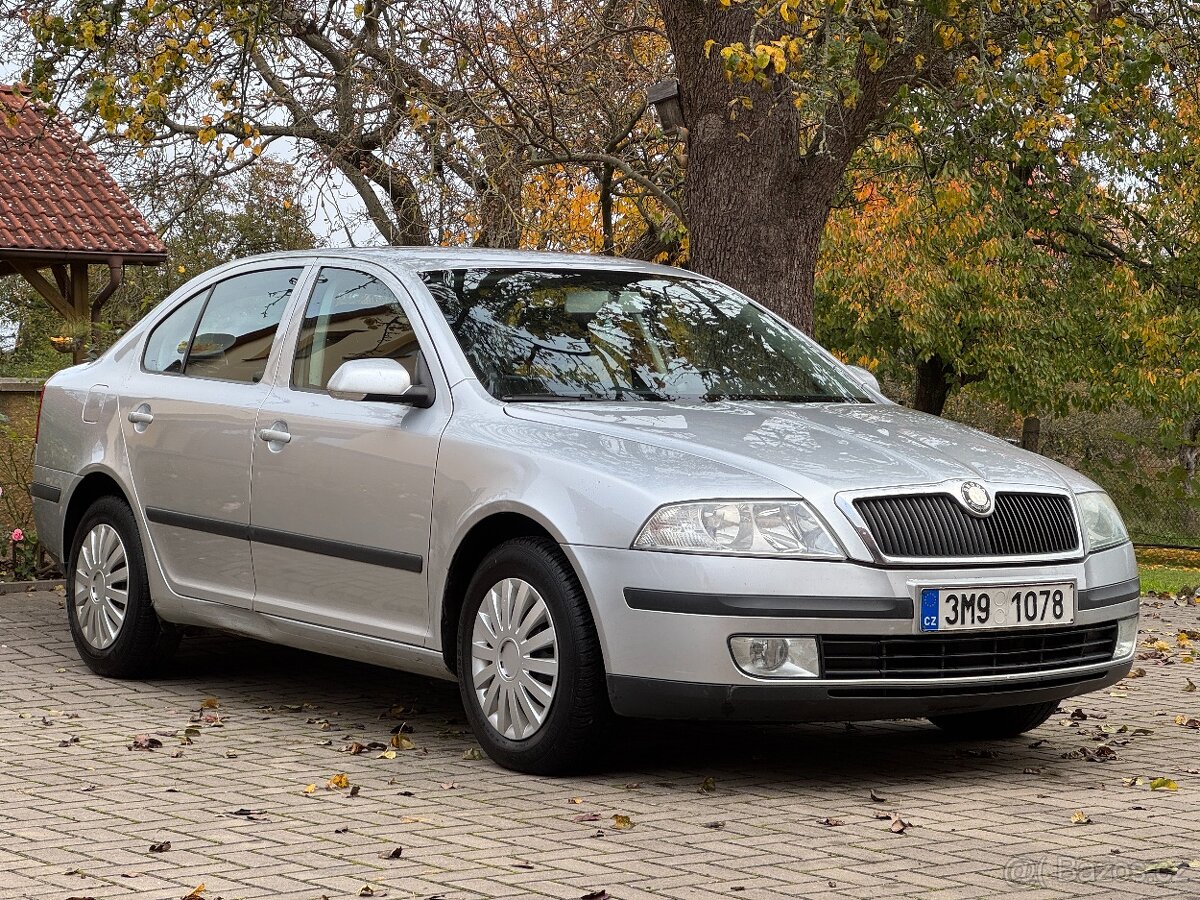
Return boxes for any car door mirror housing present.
[327,359,433,407]
[845,364,882,397]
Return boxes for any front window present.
[420,268,871,403]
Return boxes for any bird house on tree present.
[0,85,166,363]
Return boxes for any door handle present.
[258,424,291,445]
[127,404,154,432]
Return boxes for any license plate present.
[919,582,1075,632]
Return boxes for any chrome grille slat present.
[854,491,1078,558]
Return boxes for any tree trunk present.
[659,1,924,334]
[476,131,524,249]
[913,355,955,416]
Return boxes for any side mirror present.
[845,364,882,396]
[327,359,433,407]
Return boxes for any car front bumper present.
[563,542,1139,721]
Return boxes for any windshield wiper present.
[701,393,865,404]
[499,393,613,402]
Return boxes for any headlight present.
[632,500,843,558]
[1076,491,1129,553]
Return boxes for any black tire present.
[66,495,179,678]
[929,700,1058,740]
[457,537,609,774]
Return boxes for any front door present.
[121,266,306,607]
[249,266,447,644]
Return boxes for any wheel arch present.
[440,510,574,674]
[62,469,134,562]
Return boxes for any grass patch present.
[1137,547,1200,595]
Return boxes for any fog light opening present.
[730,636,820,678]
[1114,617,1138,659]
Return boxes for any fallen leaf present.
[568,797,584,804]
[888,813,911,834]
[818,817,846,827]
[610,814,635,830]
[303,784,317,794]
[358,886,375,898]
[378,847,403,859]
[1070,708,1089,721]
[462,747,484,760]
[702,821,725,829]
[349,784,361,797]
[201,698,220,709]
[389,734,416,751]
[327,773,350,790]
[870,789,887,803]
[440,781,460,790]
[580,891,610,900]
[342,742,367,755]
[181,885,205,900]
[513,861,535,870]
[1127,668,1147,678]
[1150,777,1179,791]
[1029,739,1049,749]
[1175,715,1200,729]
[572,813,602,823]
[148,841,171,853]
[129,735,162,751]
[1143,860,1200,875]
[377,750,397,760]
[335,826,350,834]
[955,748,1000,759]
[1187,679,1197,693]
[698,776,716,794]
[1071,810,1092,825]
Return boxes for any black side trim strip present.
[1078,577,1141,610]
[29,482,61,503]
[252,524,423,573]
[146,506,249,540]
[624,588,914,619]
[144,507,423,574]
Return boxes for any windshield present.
[420,268,873,404]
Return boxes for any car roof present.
[227,246,689,279]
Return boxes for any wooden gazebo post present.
[0,85,167,361]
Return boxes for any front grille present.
[854,491,1078,558]
[821,623,1118,680]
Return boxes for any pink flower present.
[10,529,23,543]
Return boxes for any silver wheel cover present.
[470,577,559,740]
[73,523,130,650]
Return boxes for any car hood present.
[503,400,1086,496]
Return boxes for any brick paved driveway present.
[2,590,1200,900]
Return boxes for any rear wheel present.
[457,537,608,774]
[66,496,179,678]
[929,701,1058,739]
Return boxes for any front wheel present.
[66,496,179,678]
[457,537,608,774]
[929,700,1058,740]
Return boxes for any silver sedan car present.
[31,249,1139,773]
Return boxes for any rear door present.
[248,264,448,644]
[121,265,307,607]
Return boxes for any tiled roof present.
[0,85,166,261]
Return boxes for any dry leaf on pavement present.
[611,814,635,830]
[1071,810,1092,824]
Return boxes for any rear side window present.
[142,268,304,381]
[292,268,421,390]
[143,290,208,374]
